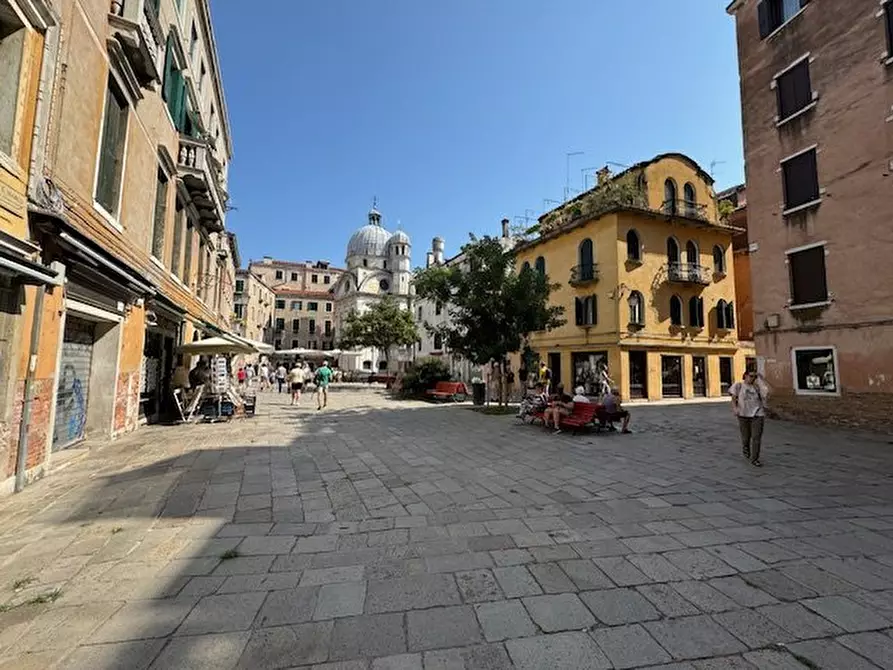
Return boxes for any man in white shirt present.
[730,370,769,467]
[276,363,287,393]
[572,386,590,403]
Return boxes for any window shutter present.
[886,2,893,55]
[790,246,828,304]
[575,297,583,326]
[717,300,726,329]
[726,303,735,328]
[758,0,772,38]
[590,295,598,325]
[698,298,705,328]
[162,37,174,103]
[783,149,819,209]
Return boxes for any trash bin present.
[472,381,486,406]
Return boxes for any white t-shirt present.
[730,380,768,417]
[276,365,287,379]
[572,394,590,403]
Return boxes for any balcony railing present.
[108,0,164,88]
[666,262,711,286]
[177,136,225,232]
[569,263,599,285]
[661,199,710,221]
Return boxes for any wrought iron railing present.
[569,263,599,284]
[666,262,711,285]
[661,199,710,220]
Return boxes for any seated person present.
[518,382,548,420]
[599,387,631,434]
[544,384,574,434]
[572,386,590,403]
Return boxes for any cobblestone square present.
[2,387,893,668]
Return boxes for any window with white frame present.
[758,0,807,39]
[781,147,819,213]
[787,243,828,307]
[95,77,129,216]
[0,3,26,157]
[776,58,813,122]
[793,347,838,394]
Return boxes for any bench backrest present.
[434,381,463,393]
[572,402,600,420]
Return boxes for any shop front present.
[141,297,183,424]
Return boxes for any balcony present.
[666,262,711,286]
[177,136,225,232]
[661,199,710,221]
[569,263,599,285]
[108,0,164,89]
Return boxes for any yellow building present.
[516,153,754,401]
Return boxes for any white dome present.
[388,230,410,245]
[347,224,391,258]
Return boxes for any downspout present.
[15,285,46,493]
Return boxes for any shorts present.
[291,382,303,391]
[602,410,629,421]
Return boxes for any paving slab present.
[177,592,267,635]
[522,593,595,632]
[406,605,482,651]
[590,623,672,669]
[506,632,611,670]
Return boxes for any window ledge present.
[765,5,809,41]
[0,151,22,179]
[884,54,893,67]
[92,201,123,232]
[788,299,832,311]
[149,255,166,271]
[776,100,818,127]
[782,198,822,217]
[626,258,643,266]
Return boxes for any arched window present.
[579,238,594,273]
[362,360,372,370]
[685,240,699,265]
[717,299,728,329]
[667,237,680,264]
[522,261,531,272]
[713,245,726,274]
[683,183,696,215]
[626,230,641,261]
[670,295,683,326]
[689,296,705,328]
[664,179,677,214]
[725,302,735,329]
[628,290,644,326]
[535,256,546,275]
[433,333,443,350]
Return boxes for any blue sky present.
[213,1,743,270]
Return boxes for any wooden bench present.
[531,402,602,433]
[425,381,469,402]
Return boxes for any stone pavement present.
[2,387,893,669]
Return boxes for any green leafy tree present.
[414,236,564,405]
[338,296,418,372]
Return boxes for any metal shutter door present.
[53,316,95,450]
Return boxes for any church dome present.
[388,230,410,246]
[346,207,391,259]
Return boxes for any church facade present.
[333,207,414,372]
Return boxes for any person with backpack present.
[315,360,334,410]
[730,370,770,467]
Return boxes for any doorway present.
[661,355,683,398]
[548,352,562,388]
[720,357,733,394]
[628,351,647,399]
[53,316,95,449]
[692,356,706,397]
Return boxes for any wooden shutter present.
[758,1,772,38]
[777,60,811,120]
[782,149,818,209]
[790,246,828,304]
[183,221,194,286]
[151,171,167,257]
[886,2,893,55]
[726,303,735,328]
[575,297,583,326]
[717,300,727,329]
[162,37,174,103]
[590,295,597,325]
[96,84,127,212]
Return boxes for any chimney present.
[432,237,444,265]
[501,218,510,238]
[596,166,612,186]
[426,251,434,268]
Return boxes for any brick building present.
[248,258,343,351]
[0,0,238,493]
[727,0,893,428]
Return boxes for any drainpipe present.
[15,285,46,493]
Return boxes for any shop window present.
[793,347,838,394]
[782,147,819,213]
[787,243,828,307]
[572,352,609,396]
[669,295,683,326]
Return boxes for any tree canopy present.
[338,296,418,369]
[414,235,564,376]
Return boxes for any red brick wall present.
[5,378,54,479]
[732,0,893,396]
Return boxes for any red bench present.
[425,381,469,402]
[532,402,602,433]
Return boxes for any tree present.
[338,296,418,372]
[414,236,564,405]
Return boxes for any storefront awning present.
[58,232,155,295]
[0,247,60,285]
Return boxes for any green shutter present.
[162,36,174,103]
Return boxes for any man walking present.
[315,359,333,410]
[275,362,287,393]
[730,370,769,467]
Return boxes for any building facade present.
[717,184,754,343]
[333,207,413,372]
[516,154,753,401]
[1,0,236,493]
[233,268,274,345]
[247,258,343,352]
[728,0,893,427]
